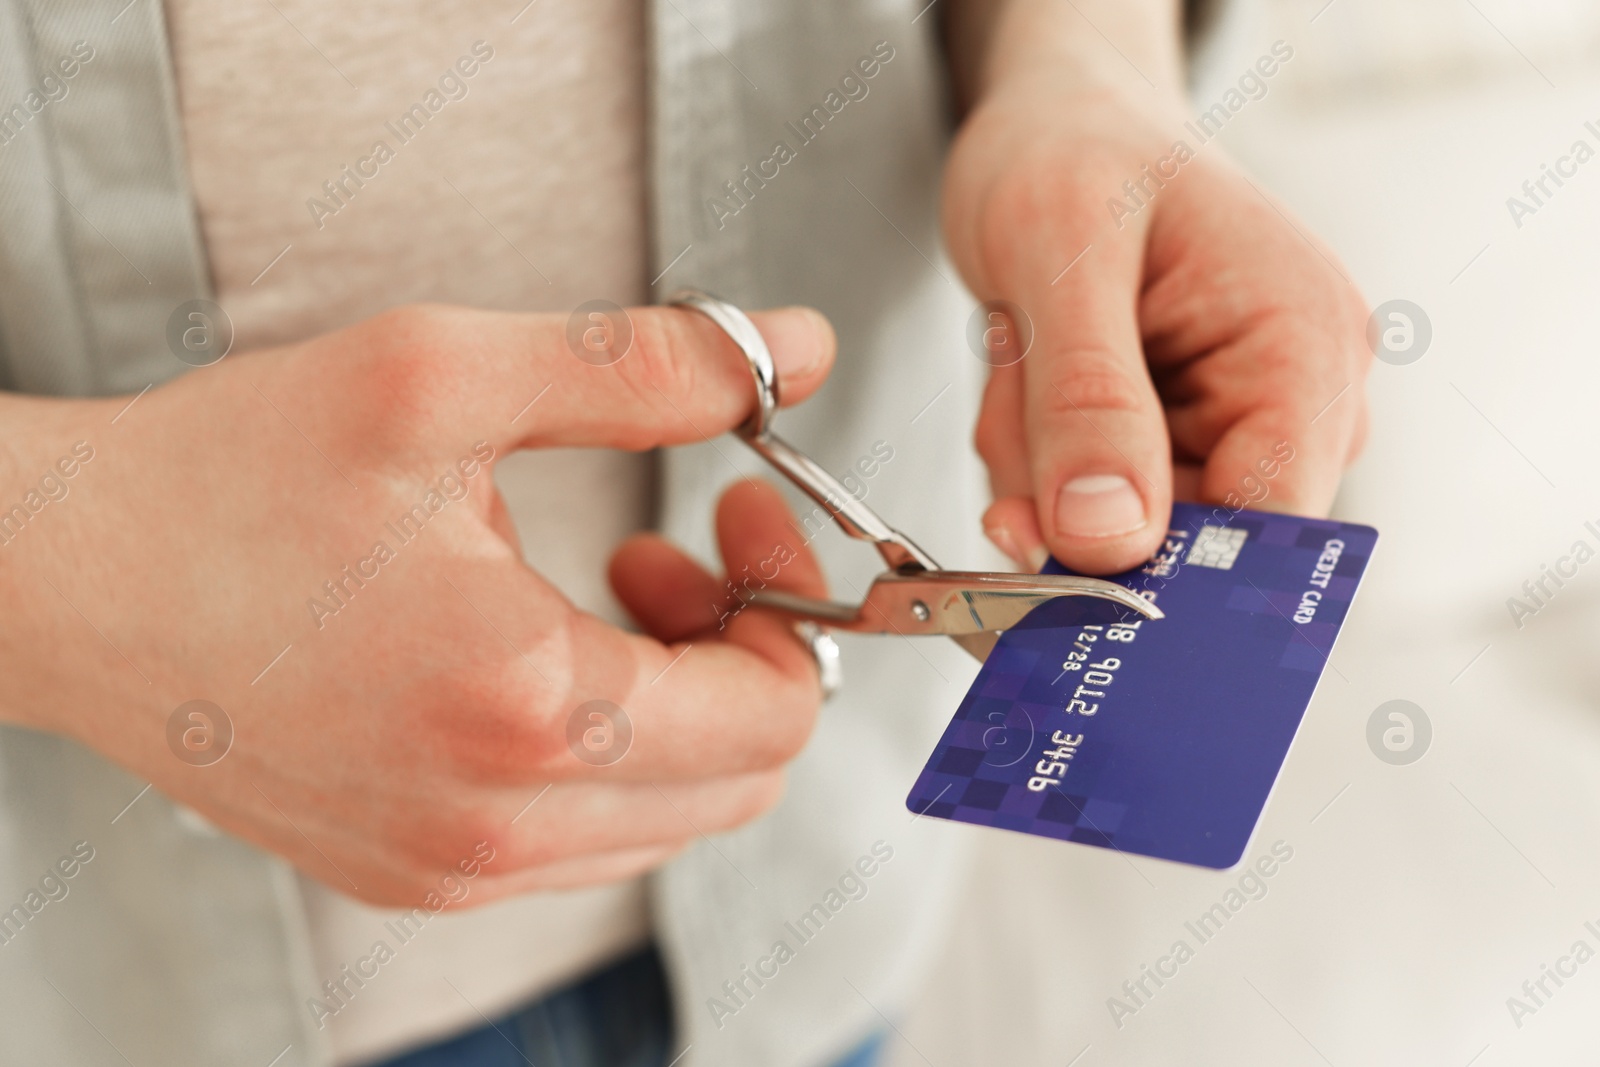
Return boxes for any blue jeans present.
[372,944,885,1067]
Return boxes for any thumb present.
[1019,239,1171,575]
[343,302,836,463]
[506,303,835,454]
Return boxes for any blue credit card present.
[906,503,1378,869]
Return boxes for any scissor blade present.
[909,572,1158,633]
[934,575,1158,659]
[749,571,1158,647]
[912,572,1159,662]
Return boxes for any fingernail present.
[984,522,1020,562]
[1055,474,1147,540]
[985,523,1024,567]
[1025,544,1050,573]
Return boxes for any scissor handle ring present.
[667,288,778,439]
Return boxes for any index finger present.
[1196,360,1366,518]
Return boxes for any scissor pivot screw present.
[910,600,931,622]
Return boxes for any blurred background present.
[890,0,1600,1063]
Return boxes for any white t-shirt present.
[164,1,653,1061]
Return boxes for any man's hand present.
[0,302,835,907]
[943,0,1371,575]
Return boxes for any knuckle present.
[611,313,700,442]
[973,403,1011,466]
[427,662,568,785]
[359,303,456,368]
[348,304,461,435]
[1251,315,1364,407]
[388,805,506,882]
[1044,354,1149,416]
[1245,342,1306,392]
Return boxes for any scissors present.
[669,290,1162,683]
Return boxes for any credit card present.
[906,503,1378,869]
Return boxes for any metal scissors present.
[670,290,1162,676]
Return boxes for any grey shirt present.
[0,3,985,1065]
